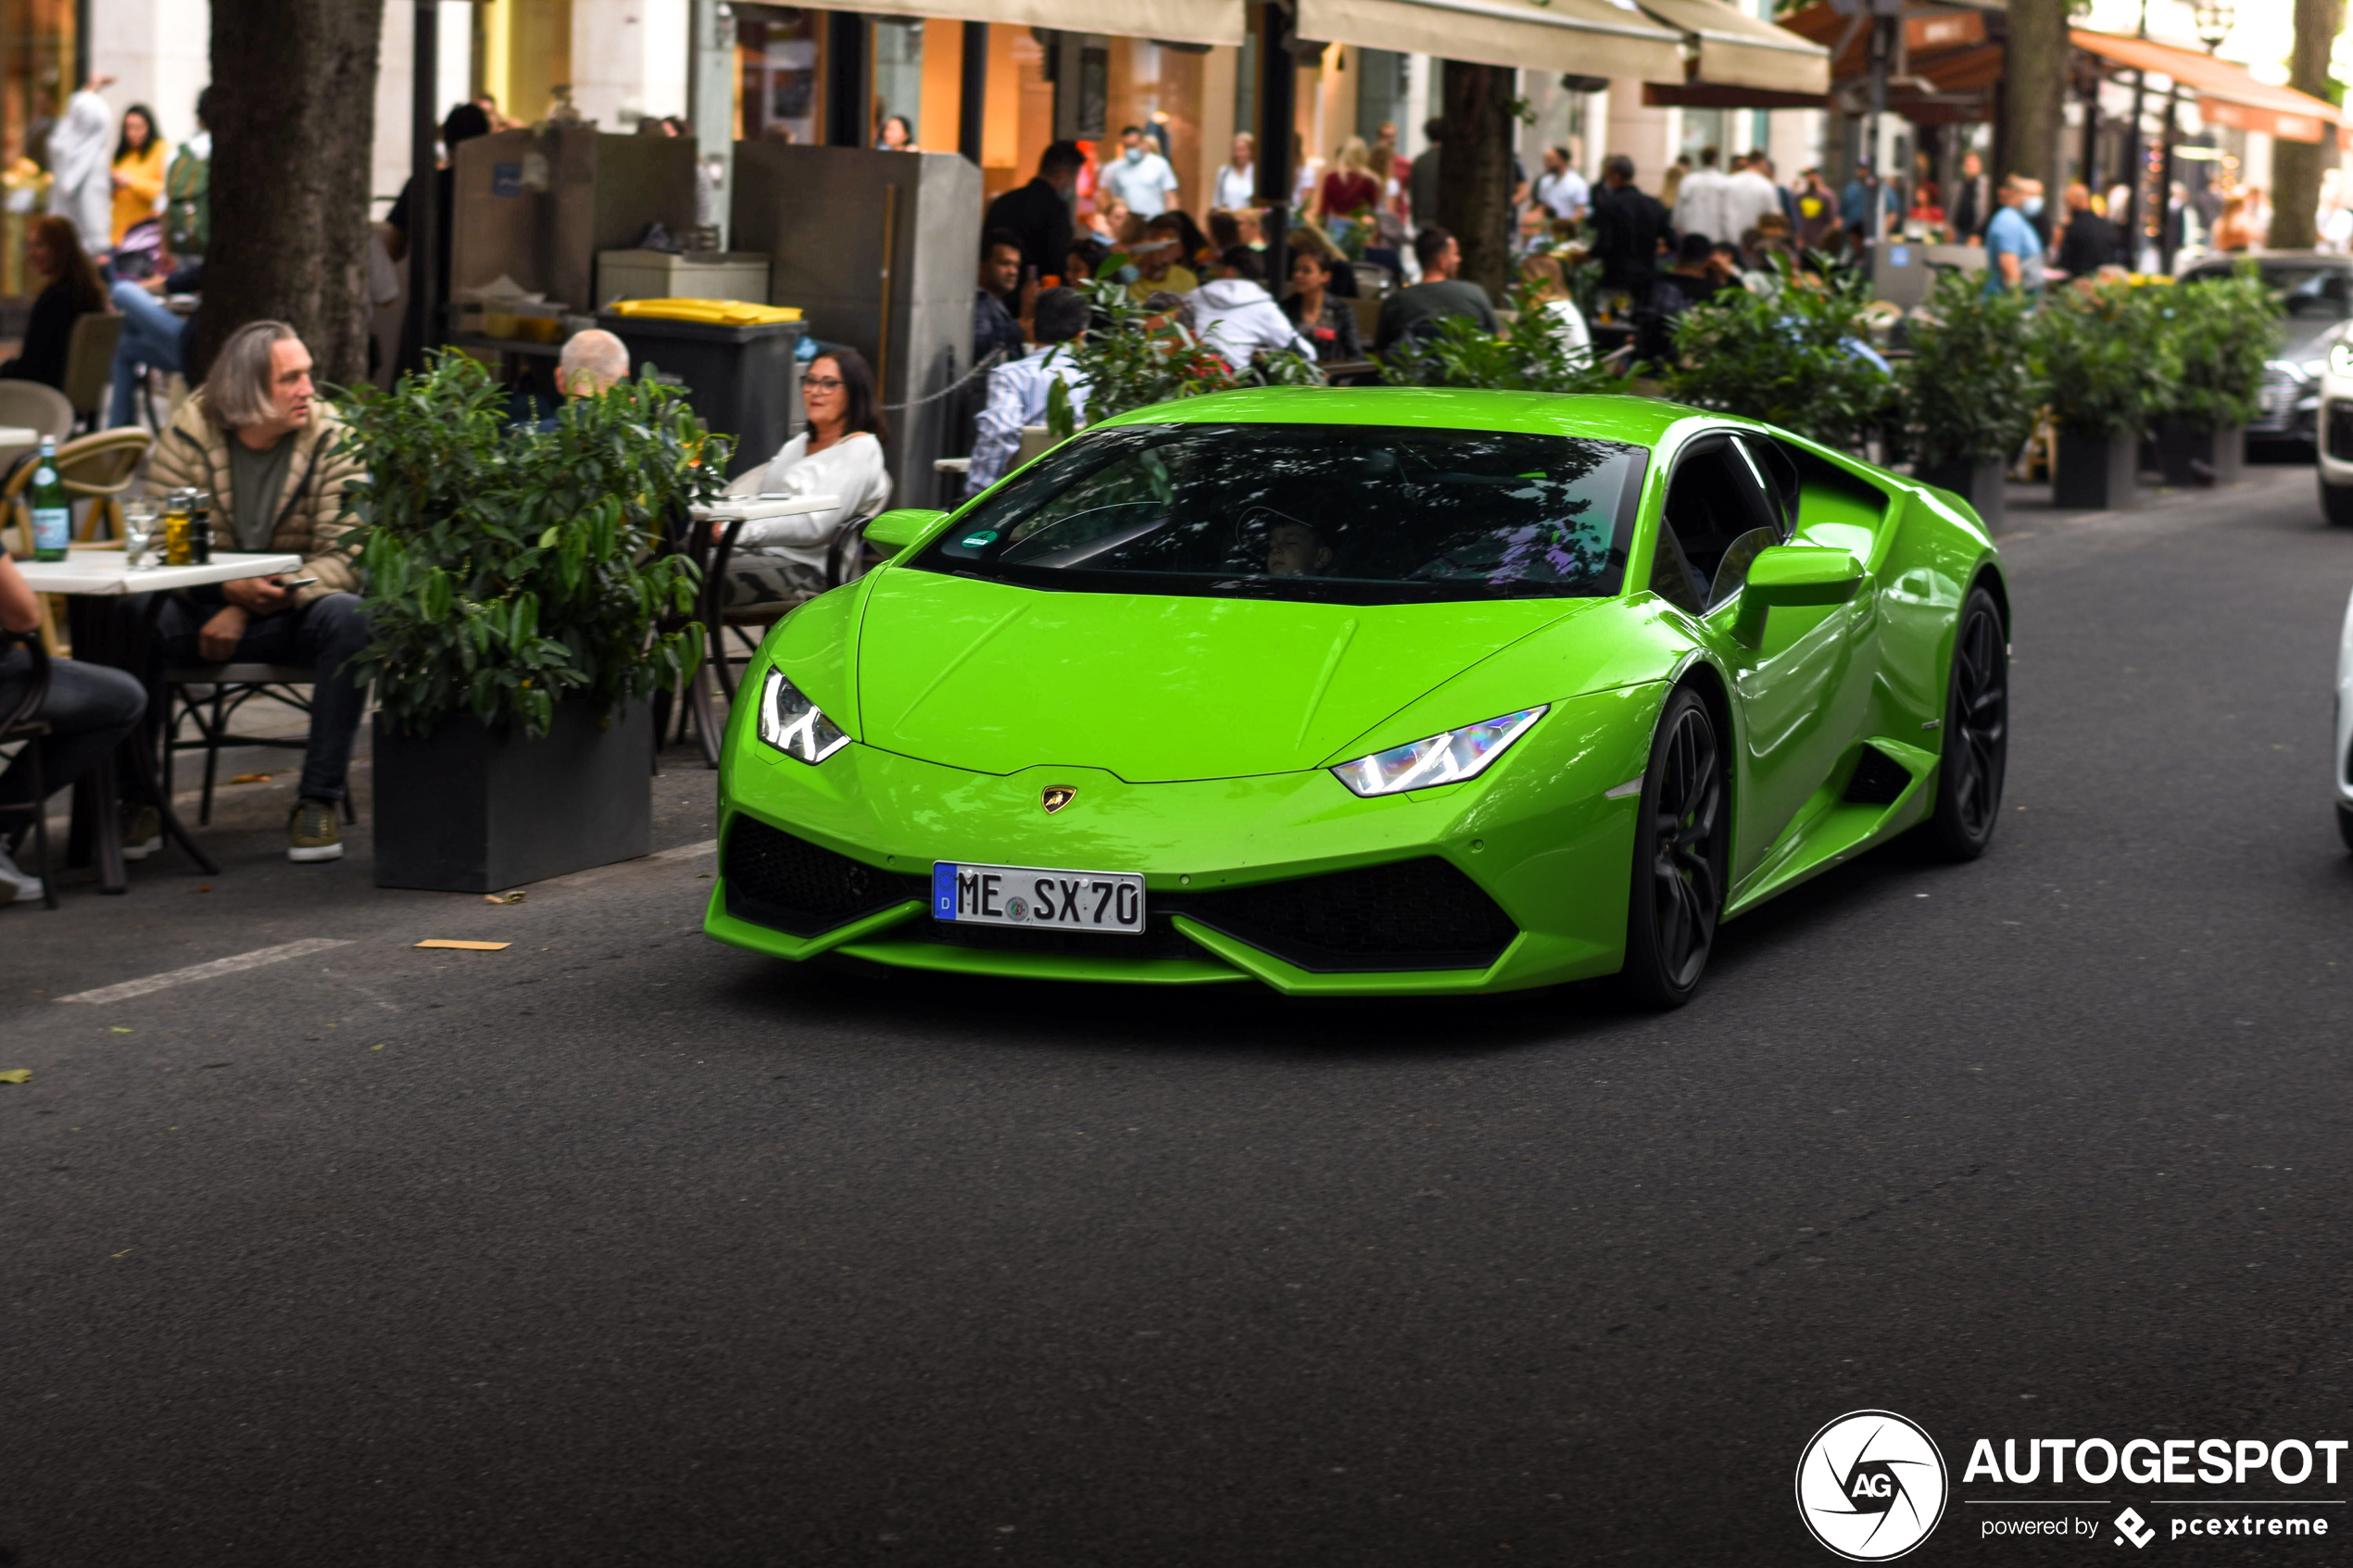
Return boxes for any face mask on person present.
[1124,146,1145,164]
[2020,195,2044,218]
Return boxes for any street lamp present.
[2193,1,2234,55]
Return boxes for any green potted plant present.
[1375,282,1624,394]
[1898,269,2040,531]
[1663,261,1893,453]
[2154,263,2279,488]
[2035,278,2180,509]
[340,354,720,892]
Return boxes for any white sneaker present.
[0,841,44,903]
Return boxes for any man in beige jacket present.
[145,320,368,861]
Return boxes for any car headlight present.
[1330,707,1546,797]
[2274,358,2319,385]
[2331,343,2353,381]
[2305,358,2330,381]
[756,669,849,763]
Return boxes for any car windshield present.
[2190,261,2351,320]
[914,422,1648,605]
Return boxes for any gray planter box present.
[2053,428,2138,510]
[372,699,652,893]
[1916,456,2007,534]
[2155,418,2246,488]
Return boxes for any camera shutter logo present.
[1795,1410,1948,1561]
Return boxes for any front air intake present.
[723,817,925,936]
[1176,857,1519,973]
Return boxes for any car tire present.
[2322,478,2353,528]
[1618,684,1729,1010]
[2337,803,2353,854]
[1925,584,2008,861]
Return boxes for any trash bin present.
[596,313,804,479]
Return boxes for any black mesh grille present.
[724,817,925,936]
[1175,857,1518,973]
[1843,745,1913,806]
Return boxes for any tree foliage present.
[338,354,724,738]
[1899,269,2042,469]
[1663,262,1891,451]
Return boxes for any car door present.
[1648,432,1874,880]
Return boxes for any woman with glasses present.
[719,349,893,607]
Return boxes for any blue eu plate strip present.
[933,861,960,919]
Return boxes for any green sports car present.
[704,388,2007,1005]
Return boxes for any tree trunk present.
[1437,61,1515,300]
[2269,0,2346,252]
[1996,0,2067,200]
[196,0,385,387]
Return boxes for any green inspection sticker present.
[960,530,999,548]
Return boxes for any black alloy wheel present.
[1925,584,2008,860]
[1619,685,1727,1009]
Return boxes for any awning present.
[1298,0,1683,81]
[2071,30,2344,145]
[824,0,1243,46]
[1631,0,1829,94]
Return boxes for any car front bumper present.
[705,679,1668,995]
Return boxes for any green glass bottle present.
[29,436,68,562]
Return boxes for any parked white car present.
[2318,328,2353,526]
[2338,583,2353,848]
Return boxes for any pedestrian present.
[1531,144,1589,223]
[1793,168,1839,254]
[1101,125,1180,220]
[1373,226,1499,354]
[1589,155,1675,307]
[1658,156,1691,217]
[876,114,916,151]
[1,216,106,391]
[1279,247,1363,364]
[964,287,1090,496]
[719,350,891,605]
[1408,119,1444,234]
[163,88,210,261]
[109,103,166,247]
[45,72,114,257]
[1841,163,1881,253]
[0,549,147,904]
[1722,152,1782,246]
[2053,182,2120,281]
[983,141,1083,288]
[974,228,1027,367]
[386,101,493,362]
[1317,138,1381,223]
[1212,132,1256,212]
[1186,247,1314,372]
[142,321,370,863]
[1672,145,1730,246]
[1950,150,1992,242]
[1983,174,2045,296]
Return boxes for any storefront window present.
[872,18,923,147]
[0,0,74,302]
[737,6,822,144]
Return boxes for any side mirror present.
[1732,545,1865,648]
[862,508,946,554]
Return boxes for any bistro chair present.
[60,312,125,433]
[0,629,57,908]
[1,428,152,544]
[0,381,75,445]
[160,664,357,828]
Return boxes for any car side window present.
[1661,435,1782,611]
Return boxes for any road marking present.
[57,938,355,1005]
[652,838,717,859]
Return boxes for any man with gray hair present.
[558,328,629,397]
[144,320,370,862]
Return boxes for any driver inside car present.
[1265,520,1334,577]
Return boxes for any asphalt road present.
[6,463,2352,1567]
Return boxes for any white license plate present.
[931,861,1146,934]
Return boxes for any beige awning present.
[824,0,1244,47]
[1632,0,1829,94]
[1298,0,1684,81]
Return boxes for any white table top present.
[15,548,304,596]
[0,426,38,445]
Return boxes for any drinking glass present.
[121,498,161,569]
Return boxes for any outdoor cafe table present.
[17,547,301,892]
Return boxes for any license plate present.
[932,861,1147,935]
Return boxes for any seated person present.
[966,288,1091,497]
[719,348,893,606]
[142,320,369,863]
[511,329,630,429]
[0,548,147,902]
[1184,247,1314,373]
[1265,519,1331,577]
[1373,227,1498,355]
[1278,247,1363,363]
[974,227,1027,367]
[107,248,203,428]
[1660,232,1730,307]
[2,215,107,392]
[1124,216,1199,304]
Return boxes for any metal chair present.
[60,313,125,433]
[160,663,358,827]
[0,629,57,908]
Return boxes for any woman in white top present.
[1211,132,1256,212]
[1520,253,1592,359]
[722,348,893,607]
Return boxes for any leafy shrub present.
[340,353,722,738]
[1375,283,1622,394]
[1899,269,2041,469]
[2033,278,2181,437]
[1662,260,1891,450]
[1045,258,1322,440]
[2159,263,2282,430]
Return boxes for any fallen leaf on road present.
[229,772,272,784]
[415,940,510,951]
[0,1069,31,1084]
[484,891,526,905]
[109,1026,133,1034]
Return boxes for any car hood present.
[849,567,1606,782]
